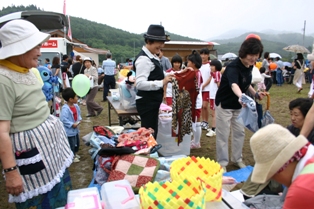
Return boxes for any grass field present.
[0,82,311,208]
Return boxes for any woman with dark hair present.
[262,52,272,91]
[215,36,265,172]
[293,53,306,93]
[288,98,314,142]
[51,56,60,77]
[134,24,173,139]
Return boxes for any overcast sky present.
[1,0,313,40]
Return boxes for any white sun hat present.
[0,19,50,59]
[250,124,308,184]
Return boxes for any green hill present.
[1,5,312,62]
[0,5,200,62]
[214,32,313,61]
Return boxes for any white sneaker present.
[222,166,227,173]
[190,140,201,149]
[75,154,81,159]
[234,161,246,168]
[206,129,216,137]
[73,157,80,163]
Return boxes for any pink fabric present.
[160,103,172,111]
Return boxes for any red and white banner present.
[67,15,72,41]
[63,0,66,15]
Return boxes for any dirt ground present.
[0,83,311,208]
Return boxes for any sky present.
[1,0,314,41]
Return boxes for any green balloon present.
[72,74,91,97]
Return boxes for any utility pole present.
[134,40,135,58]
[303,20,306,46]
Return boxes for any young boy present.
[206,60,222,137]
[185,50,203,149]
[199,48,211,130]
[60,88,82,163]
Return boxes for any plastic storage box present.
[66,187,102,209]
[101,180,139,209]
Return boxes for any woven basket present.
[139,177,205,209]
[170,156,223,202]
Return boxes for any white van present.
[0,10,71,65]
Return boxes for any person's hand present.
[184,67,194,71]
[238,97,247,108]
[5,170,24,196]
[72,121,80,128]
[163,74,174,85]
[257,91,267,100]
[222,176,237,184]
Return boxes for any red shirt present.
[70,106,77,121]
[283,156,314,209]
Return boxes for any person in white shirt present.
[199,48,211,130]
[134,24,173,139]
[257,67,271,92]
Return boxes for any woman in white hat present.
[83,57,103,117]
[133,24,173,139]
[250,124,314,208]
[0,20,73,208]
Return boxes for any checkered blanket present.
[106,154,160,193]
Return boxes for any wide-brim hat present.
[0,19,50,60]
[143,24,170,42]
[250,124,308,184]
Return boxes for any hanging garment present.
[171,70,198,144]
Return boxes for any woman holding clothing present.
[134,24,173,138]
[215,36,265,172]
[83,57,103,117]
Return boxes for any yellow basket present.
[139,177,205,209]
[170,156,223,202]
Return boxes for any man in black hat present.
[133,24,173,138]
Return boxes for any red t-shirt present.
[283,157,314,209]
[70,106,77,121]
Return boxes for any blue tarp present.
[223,166,253,183]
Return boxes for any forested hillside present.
[0,5,200,62]
[1,5,312,62]
[214,32,313,61]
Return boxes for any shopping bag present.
[251,66,262,84]
[261,94,275,127]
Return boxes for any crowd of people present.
[1,18,314,209]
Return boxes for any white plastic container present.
[66,187,102,209]
[101,180,140,209]
[157,132,191,156]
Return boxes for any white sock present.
[193,122,202,144]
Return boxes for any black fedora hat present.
[143,24,170,42]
